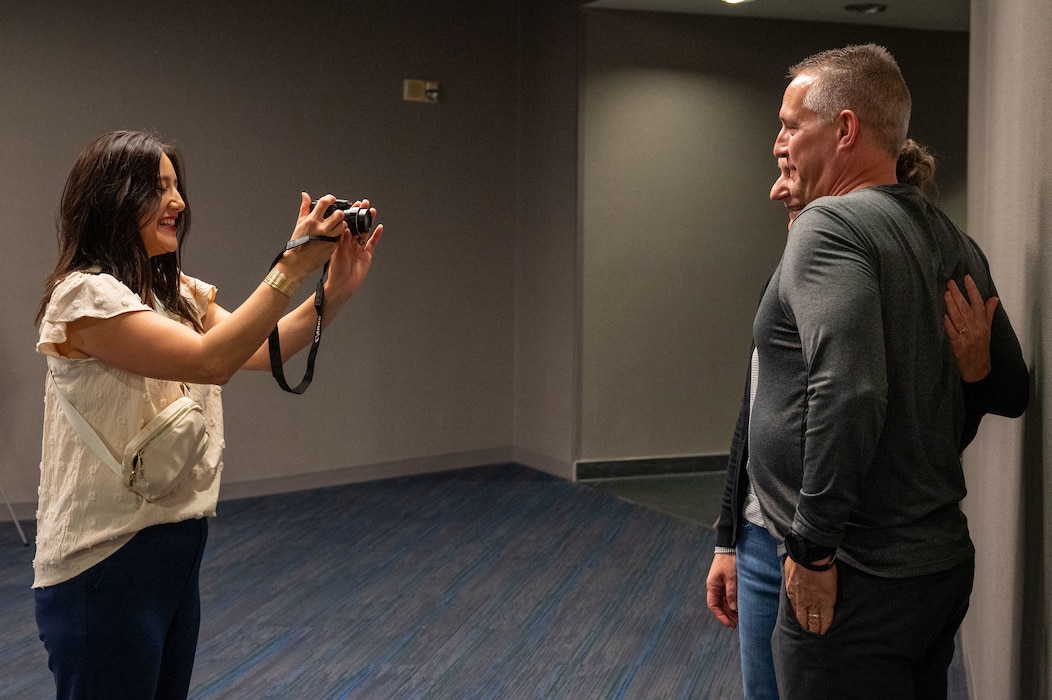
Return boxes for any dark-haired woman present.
[33,130,383,698]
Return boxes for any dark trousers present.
[772,557,974,700]
[35,518,208,700]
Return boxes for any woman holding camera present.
[32,130,383,698]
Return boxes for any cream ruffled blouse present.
[34,271,225,588]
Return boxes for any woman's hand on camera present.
[275,193,347,280]
[324,198,383,304]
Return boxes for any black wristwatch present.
[784,530,837,571]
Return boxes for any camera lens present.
[345,206,372,235]
[311,199,373,236]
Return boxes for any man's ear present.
[835,110,860,150]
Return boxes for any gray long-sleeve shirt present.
[750,184,1028,578]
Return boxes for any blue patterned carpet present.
[0,464,741,699]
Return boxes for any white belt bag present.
[53,378,208,502]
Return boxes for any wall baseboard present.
[0,449,521,523]
[512,446,574,481]
[0,497,34,524]
[218,447,516,502]
[575,454,728,481]
[1,450,720,523]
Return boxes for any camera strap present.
[266,234,341,394]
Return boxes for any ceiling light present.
[722,0,757,4]
[845,3,887,14]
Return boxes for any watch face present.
[786,531,834,564]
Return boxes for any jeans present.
[736,520,782,700]
[36,518,208,700]
[772,557,974,700]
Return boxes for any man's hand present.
[784,557,837,633]
[706,552,739,628]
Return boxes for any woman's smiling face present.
[138,153,185,257]
[769,157,803,229]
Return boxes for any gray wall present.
[579,11,970,462]
[1,0,530,504]
[966,0,1052,695]
[0,2,974,501]
[513,0,580,474]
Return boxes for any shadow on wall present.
[1019,185,1050,698]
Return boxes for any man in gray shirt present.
[755,44,1028,699]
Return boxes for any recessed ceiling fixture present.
[845,3,888,14]
[722,0,757,4]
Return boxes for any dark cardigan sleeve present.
[958,302,1029,452]
[714,359,752,550]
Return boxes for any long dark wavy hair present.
[36,130,203,332]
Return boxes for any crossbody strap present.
[50,376,124,479]
[266,234,340,394]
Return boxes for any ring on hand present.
[808,612,820,618]
[958,326,968,334]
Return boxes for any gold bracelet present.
[264,269,300,298]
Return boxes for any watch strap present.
[795,554,836,571]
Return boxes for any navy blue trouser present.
[772,557,974,700]
[36,518,208,700]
